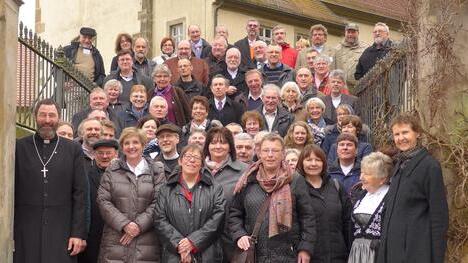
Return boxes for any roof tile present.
[321,0,408,20]
[227,0,344,24]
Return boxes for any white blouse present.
[127,158,148,179]
[354,184,389,214]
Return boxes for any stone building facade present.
[36,0,405,70]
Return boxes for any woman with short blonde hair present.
[97,127,166,263]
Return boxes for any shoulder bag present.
[231,195,271,263]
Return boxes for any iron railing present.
[354,40,416,136]
[16,22,96,130]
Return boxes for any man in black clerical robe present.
[14,99,87,263]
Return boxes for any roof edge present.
[219,0,346,30]
[321,0,408,22]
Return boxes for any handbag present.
[231,195,271,263]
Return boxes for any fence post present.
[54,47,66,108]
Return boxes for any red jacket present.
[280,43,298,68]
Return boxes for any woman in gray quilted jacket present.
[97,127,166,263]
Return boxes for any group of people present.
[13,17,449,263]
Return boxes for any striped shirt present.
[263,63,284,85]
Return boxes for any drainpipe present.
[213,0,224,37]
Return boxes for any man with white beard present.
[355,22,393,80]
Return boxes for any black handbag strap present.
[251,195,271,242]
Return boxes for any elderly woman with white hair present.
[348,152,393,263]
[149,64,191,127]
[280,81,307,122]
[305,97,333,145]
[103,79,126,113]
[312,55,332,94]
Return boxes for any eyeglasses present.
[95,150,115,156]
[158,133,176,140]
[183,154,202,162]
[260,148,282,155]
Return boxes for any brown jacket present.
[148,86,191,127]
[282,102,307,122]
[165,57,210,86]
[97,157,166,263]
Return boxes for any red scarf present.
[179,173,200,207]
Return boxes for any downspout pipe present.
[213,0,224,37]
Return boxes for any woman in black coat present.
[296,144,352,262]
[154,144,226,263]
[377,114,449,263]
[228,134,316,262]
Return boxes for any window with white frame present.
[170,23,184,47]
[259,26,272,45]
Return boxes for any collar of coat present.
[175,75,198,87]
[328,158,361,173]
[210,96,234,107]
[108,155,163,175]
[258,104,291,119]
[124,102,148,114]
[371,39,393,49]
[282,102,304,113]
[393,147,430,178]
[301,172,333,194]
[166,170,214,186]
[71,41,99,54]
[201,156,245,175]
[341,40,365,49]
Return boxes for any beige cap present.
[345,23,359,31]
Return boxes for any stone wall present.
[36,0,141,74]
[416,1,468,261]
[0,0,22,262]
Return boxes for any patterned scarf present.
[394,145,424,170]
[205,156,229,176]
[234,160,293,237]
[307,118,326,145]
